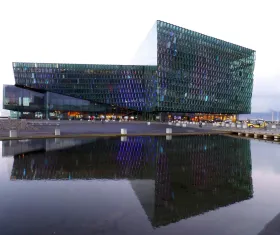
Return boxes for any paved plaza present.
[1,119,279,139]
[0,120,216,138]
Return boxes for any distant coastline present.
[239,112,280,121]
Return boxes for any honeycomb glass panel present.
[156,20,255,114]
[8,20,255,116]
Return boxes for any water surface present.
[0,136,280,235]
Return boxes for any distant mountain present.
[239,112,280,121]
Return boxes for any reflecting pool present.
[0,136,280,235]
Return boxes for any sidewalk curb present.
[0,132,228,141]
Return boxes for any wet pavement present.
[0,121,216,138]
[1,120,279,139]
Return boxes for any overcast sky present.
[0,0,279,113]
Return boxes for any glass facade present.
[3,85,122,119]
[3,85,45,112]
[5,20,255,117]
[12,63,157,113]
[156,20,255,114]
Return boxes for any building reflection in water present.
[2,135,253,228]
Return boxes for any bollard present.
[274,136,279,141]
[182,123,187,127]
[222,123,225,127]
[147,122,151,125]
[242,124,247,129]
[263,135,267,139]
[168,122,172,125]
[121,128,127,134]
[225,124,230,127]
[237,124,241,128]
[166,135,172,141]
[238,133,242,136]
[175,123,180,126]
[166,128,172,134]
[245,133,250,137]
[9,130,18,138]
[55,128,60,136]
[121,136,127,142]
[272,125,276,129]
[202,123,206,126]
[231,123,236,128]
[254,133,258,138]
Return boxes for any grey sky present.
[0,0,279,113]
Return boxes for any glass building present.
[3,20,255,120]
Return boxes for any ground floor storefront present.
[9,110,238,122]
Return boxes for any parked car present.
[247,119,267,128]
